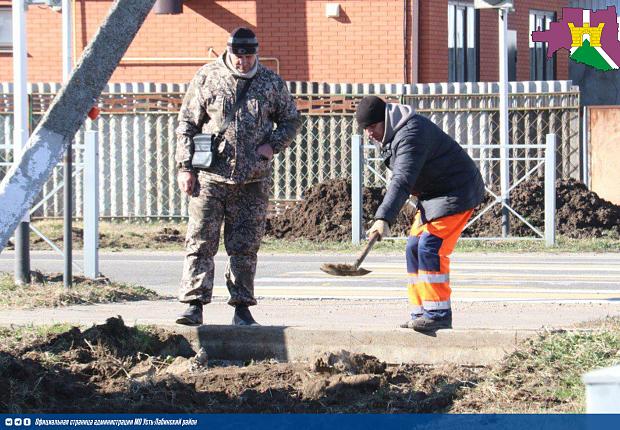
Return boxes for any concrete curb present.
[168,325,536,365]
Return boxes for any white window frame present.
[529,9,556,80]
[448,0,478,82]
[0,6,12,53]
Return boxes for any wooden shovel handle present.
[353,232,380,269]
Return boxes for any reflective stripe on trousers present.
[406,209,473,311]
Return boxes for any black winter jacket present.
[374,111,485,225]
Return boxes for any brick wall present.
[418,0,449,83]
[0,0,407,84]
[0,0,569,84]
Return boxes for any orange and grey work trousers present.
[405,209,473,319]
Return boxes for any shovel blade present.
[320,263,371,277]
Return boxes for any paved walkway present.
[2,251,619,365]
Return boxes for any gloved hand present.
[367,219,390,241]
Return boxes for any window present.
[448,1,478,82]
[530,10,556,80]
[0,6,11,52]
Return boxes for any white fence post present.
[83,130,99,278]
[545,133,556,247]
[351,135,363,245]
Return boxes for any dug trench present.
[4,316,613,413]
[0,317,481,413]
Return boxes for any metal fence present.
[0,80,580,219]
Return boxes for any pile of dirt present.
[0,317,479,413]
[266,179,415,241]
[152,227,184,244]
[266,177,620,241]
[463,178,620,239]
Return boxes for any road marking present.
[210,285,620,303]
[257,277,620,286]
[285,271,620,281]
[252,283,620,294]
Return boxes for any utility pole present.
[474,0,513,237]
[62,0,73,287]
[498,6,510,237]
[0,0,157,253]
[12,0,30,285]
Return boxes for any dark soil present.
[3,317,615,413]
[266,179,416,241]
[0,317,481,413]
[152,227,185,244]
[464,177,620,239]
[265,177,620,241]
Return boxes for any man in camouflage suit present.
[175,28,301,326]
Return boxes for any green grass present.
[453,318,620,412]
[0,272,164,309]
[261,236,620,254]
[0,323,75,352]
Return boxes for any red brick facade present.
[0,0,569,84]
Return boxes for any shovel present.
[320,232,380,276]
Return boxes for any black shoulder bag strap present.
[212,78,254,143]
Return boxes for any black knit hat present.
[227,27,259,55]
[355,96,386,128]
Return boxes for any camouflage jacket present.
[175,54,301,184]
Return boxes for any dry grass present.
[451,318,620,413]
[0,271,164,309]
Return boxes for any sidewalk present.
[1,298,619,365]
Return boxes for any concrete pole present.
[62,0,73,288]
[351,135,363,245]
[12,0,30,285]
[0,0,157,253]
[498,8,510,237]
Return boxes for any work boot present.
[399,312,423,328]
[408,315,452,333]
[232,305,259,326]
[176,300,203,326]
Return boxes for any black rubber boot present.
[232,305,259,326]
[176,300,203,326]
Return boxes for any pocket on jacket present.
[206,96,225,125]
[246,98,262,127]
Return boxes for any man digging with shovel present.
[356,96,485,332]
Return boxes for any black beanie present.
[355,96,386,128]
[227,27,259,55]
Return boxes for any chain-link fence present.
[0,81,580,219]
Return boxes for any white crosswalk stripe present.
[216,260,620,304]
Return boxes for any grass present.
[0,323,75,351]
[0,272,163,309]
[452,317,620,412]
[19,220,620,254]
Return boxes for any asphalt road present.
[2,250,620,304]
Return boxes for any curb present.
[169,325,536,365]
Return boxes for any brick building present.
[0,0,569,84]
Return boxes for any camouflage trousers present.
[179,175,270,307]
